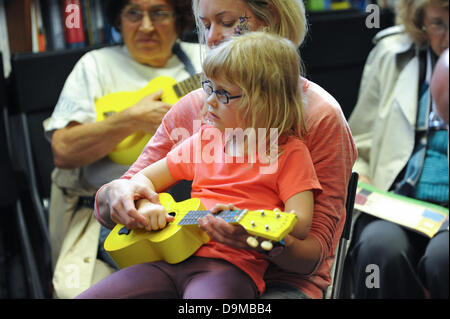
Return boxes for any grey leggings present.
[76,256,258,299]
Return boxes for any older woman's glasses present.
[202,80,242,104]
[122,8,175,24]
[423,20,449,35]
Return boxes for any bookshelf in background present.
[0,0,121,68]
[4,0,33,55]
[305,0,392,11]
[0,0,11,77]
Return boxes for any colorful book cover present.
[355,182,449,238]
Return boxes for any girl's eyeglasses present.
[202,80,242,104]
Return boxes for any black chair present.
[328,172,359,299]
[302,9,395,119]
[1,53,45,298]
[8,45,112,221]
[5,44,113,298]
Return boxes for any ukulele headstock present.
[235,209,297,242]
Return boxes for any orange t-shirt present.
[165,125,322,294]
[106,78,357,298]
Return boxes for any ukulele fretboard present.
[178,210,245,226]
[173,74,202,98]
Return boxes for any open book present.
[355,182,448,238]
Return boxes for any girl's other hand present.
[198,203,250,250]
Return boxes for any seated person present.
[348,0,449,299]
[44,0,202,298]
[95,0,357,299]
[78,31,322,299]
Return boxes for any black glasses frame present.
[202,80,242,104]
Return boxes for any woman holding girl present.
[94,0,357,299]
[78,31,321,298]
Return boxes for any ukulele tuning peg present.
[273,208,281,218]
[246,236,259,248]
[260,240,273,251]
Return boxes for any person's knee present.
[423,231,449,276]
[184,262,257,299]
[419,232,449,298]
[356,220,409,262]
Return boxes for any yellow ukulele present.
[104,193,298,269]
[95,74,202,165]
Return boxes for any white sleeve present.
[44,51,103,140]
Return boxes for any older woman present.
[46,0,202,299]
[349,0,448,298]
[94,0,357,299]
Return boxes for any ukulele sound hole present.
[118,226,131,235]
[169,212,176,217]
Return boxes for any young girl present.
[77,32,321,299]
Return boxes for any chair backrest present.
[329,172,359,299]
[8,45,111,202]
[302,9,395,119]
[1,53,47,298]
[4,47,113,295]
[343,172,359,240]
[0,53,18,206]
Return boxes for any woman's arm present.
[95,90,204,228]
[132,158,178,193]
[96,158,177,230]
[52,91,171,169]
[122,89,204,178]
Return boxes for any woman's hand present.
[198,203,251,250]
[124,90,172,135]
[97,178,160,229]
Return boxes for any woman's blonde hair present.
[192,0,308,47]
[202,32,306,143]
[396,0,449,46]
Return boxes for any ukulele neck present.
[173,74,202,98]
[178,210,246,226]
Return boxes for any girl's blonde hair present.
[202,32,306,142]
[192,0,308,47]
[396,0,449,46]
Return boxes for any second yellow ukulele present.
[95,74,202,165]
